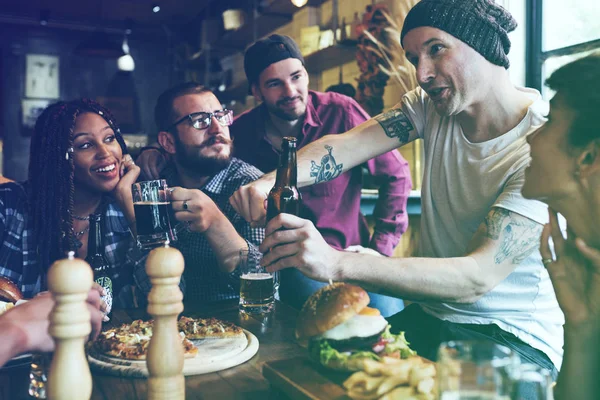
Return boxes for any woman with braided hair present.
[0,99,142,308]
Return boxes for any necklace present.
[72,214,90,221]
[74,226,89,238]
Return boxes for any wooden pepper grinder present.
[47,251,94,400]
[145,243,185,400]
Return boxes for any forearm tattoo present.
[310,145,344,184]
[484,208,543,264]
[374,107,414,144]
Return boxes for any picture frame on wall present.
[21,99,50,131]
[25,54,59,99]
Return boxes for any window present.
[526,0,600,99]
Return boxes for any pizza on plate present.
[93,319,198,360]
[93,317,245,360]
[178,316,245,339]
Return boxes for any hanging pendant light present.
[291,0,308,8]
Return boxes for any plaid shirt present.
[134,157,265,303]
[0,182,142,306]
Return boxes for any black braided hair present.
[28,99,127,272]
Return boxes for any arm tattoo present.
[310,145,344,184]
[374,108,414,144]
[483,208,543,264]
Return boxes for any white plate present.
[88,329,259,378]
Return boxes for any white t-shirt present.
[402,86,564,369]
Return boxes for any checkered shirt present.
[0,181,142,306]
[133,157,265,303]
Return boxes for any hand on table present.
[259,213,342,282]
[229,176,275,228]
[540,208,600,327]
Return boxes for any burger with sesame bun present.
[296,283,415,372]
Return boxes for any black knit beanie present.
[400,0,517,69]
[244,34,305,88]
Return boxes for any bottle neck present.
[88,214,103,257]
[274,144,297,187]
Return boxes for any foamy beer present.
[132,179,176,249]
[238,249,278,314]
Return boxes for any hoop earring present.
[65,147,73,160]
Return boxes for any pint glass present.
[132,179,176,249]
[238,249,278,314]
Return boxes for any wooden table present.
[0,300,307,400]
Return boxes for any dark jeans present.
[386,304,558,381]
[279,268,404,317]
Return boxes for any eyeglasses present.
[169,109,233,131]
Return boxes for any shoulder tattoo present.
[374,108,414,144]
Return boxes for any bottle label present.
[95,276,113,314]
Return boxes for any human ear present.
[251,84,262,103]
[576,139,600,178]
[157,131,177,155]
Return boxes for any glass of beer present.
[132,179,176,249]
[437,340,519,400]
[238,249,278,314]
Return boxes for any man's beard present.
[174,136,233,177]
[264,95,306,121]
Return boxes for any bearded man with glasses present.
[133,83,265,303]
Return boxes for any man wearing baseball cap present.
[232,34,411,316]
[231,0,563,377]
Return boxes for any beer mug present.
[132,179,176,249]
[238,249,278,314]
[437,340,520,400]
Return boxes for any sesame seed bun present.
[296,283,370,340]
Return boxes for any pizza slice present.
[94,319,198,360]
[178,316,245,339]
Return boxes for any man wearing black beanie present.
[231,0,563,379]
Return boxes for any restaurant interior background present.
[0,0,598,257]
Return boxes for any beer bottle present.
[85,214,113,314]
[266,137,302,221]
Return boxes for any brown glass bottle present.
[266,137,302,221]
[85,214,113,314]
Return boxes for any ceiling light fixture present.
[222,9,245,31]
[290,0,308,7]
[117,35,135,72]
[152,4,161,13]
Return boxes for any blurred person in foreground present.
[230,0,564,378]
[522,53,600,400]
[0,288,104,367]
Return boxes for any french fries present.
[343,357,436,400]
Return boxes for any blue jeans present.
[278,268,404,317]
[386,304,559,381]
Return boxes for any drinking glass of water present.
[238,249,278,314]
[437,340,520,400]
[132,179,176,249]
[506,363,553,400]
